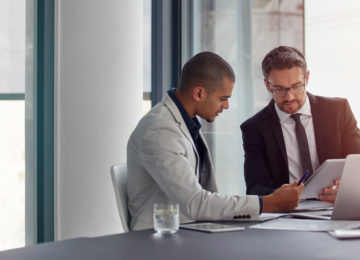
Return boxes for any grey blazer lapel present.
[198,131,218,192]
[163,94,201,173]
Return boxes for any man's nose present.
[223,100,229,109]
[284,88,295,100]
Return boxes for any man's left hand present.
[318,179,341,203]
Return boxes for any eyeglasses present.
[267,81,306,98]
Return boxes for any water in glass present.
[153,203,179,234]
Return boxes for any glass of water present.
[153,203,179,234]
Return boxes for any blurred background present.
[2,0,360,251]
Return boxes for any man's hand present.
[262,181,304,212]
[318,179,340,204]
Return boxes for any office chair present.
[110,163,130,232]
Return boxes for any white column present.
[54,0,143,240]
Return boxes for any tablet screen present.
[302,159,345,199]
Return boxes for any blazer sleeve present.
[139,125,260,221]
[241,122,276,196]
[341,99,360,155]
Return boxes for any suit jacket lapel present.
[163,94,217,191]
[163,94,201,172]
[163,94,197,147]
[266,100,288,164]
[198,132,218,192]
[308,92,325,164]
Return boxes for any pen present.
[298,169,310,186]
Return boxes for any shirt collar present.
[274,93,312,122]
[167,89,201,137]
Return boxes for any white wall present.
[54,0,143,240]
[305,0,360,122]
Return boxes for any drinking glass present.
[153,203,179,234]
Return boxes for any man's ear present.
[305,70,310,85]
[192,86,207,102]
[264,79,271,93]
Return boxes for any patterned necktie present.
[290,113,313,178]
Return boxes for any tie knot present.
[290,113,301,121]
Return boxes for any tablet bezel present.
[180,222,245,233]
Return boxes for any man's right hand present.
[262,181,304,213]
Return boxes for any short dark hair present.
[179,51,235,92]
[262,46,307,80]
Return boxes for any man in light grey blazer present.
[127,52,303,231]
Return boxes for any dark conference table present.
[1,222,360,260]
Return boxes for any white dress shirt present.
[274,95,320,183]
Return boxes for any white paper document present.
[258,213,289,221]
[233,213,288,222]
[250,218,360,232]
[293,200,333,212]
[290,210,333,220]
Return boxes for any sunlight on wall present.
[305,0,360,122]
[0,0,25,251]
[0,101,25,250]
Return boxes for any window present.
[0,0,26,250]
[305,0,360,122]
[187,0,304,194]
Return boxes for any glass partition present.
[187,0,304,195]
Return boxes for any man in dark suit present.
[240,46,360,203]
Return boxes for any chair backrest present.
[110,164,130,232]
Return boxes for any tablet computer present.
[180,223,245,233]
[301,159,345,199]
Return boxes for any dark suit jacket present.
[240,92,360,195]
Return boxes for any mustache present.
[282,100,298,105]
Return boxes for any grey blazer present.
[127,94,259,230]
